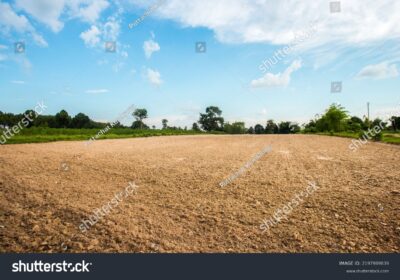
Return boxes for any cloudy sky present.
[0,0,399,127]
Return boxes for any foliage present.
[132,108,148,129]
[162,119,168,129]
[265,120,279,134]
[198,106,224,131]
[192,122,200,131]
[224,122,246,134]
[254,124,264,134]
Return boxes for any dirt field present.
[0,135,399,253]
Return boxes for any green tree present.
[265,119,278,134]
[254,124,264,134]
[132,109,148,129]
[55,110,71,128]
[278,122,291,134]
[131,120,149,129]
[192,122,200,131]
[224,122,246,134]
[371,118,386,129]
[289,123,301,133]
[390,116,400,131]
[71,113,91,128]
[316,104,348,132]
[198,106,224,131]
[162,119,168,129]
[23,110,36,128]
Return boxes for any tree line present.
[1,104,399,133]
[303,104,400,134]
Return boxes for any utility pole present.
[367,102,370,121]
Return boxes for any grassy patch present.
[0,128,205,145]
[315,131,400,145]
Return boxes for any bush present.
[372,132,383,141]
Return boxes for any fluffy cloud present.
[146,68,163,86]
[131,0,400,48]
[251,60,302,88]
[79,5,122,49]
[0,1,47,46]
[80,25,101,47]
[15,0,65,32]
[355,62,399,80]
[11,0,110,33]
[143,38,160,59]
[70,0,110,23]
[1,0,110,47]
[0,1,31,32]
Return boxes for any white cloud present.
[85,89,109,94]
[80,25,101,47]
[11,80,25,84]
[15,0,65,32]
[355,61,399,80]
[143,38,160,59]
[0,1,31,32]
[146,68,163,86]
[130,0,400,48]
[14,0,110,31]
[251,60,302,88]
[103,16,120,41]
[79,7,123,53]
[0,1,47,46]
[68,0,110,23]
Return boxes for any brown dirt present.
[0,135,399,253]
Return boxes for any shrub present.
[372,132,383,141]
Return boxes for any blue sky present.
[0,0,399,128]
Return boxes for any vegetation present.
[0,128,204,145]
[198,106,224,132]
[0,103,399,145]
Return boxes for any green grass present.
[315,131,400,145]
[2,127,400,145]
[0,128,205,145]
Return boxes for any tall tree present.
[71,113,91,128]
[323,104,349,132]
[192,122,200,131]
[132,109,148,129]
[198,106,224,131]
[254,124,264,134]
[265,119,278,134]
[162,119,168,129]
[278,122,291,134]
[55,110,71,128]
